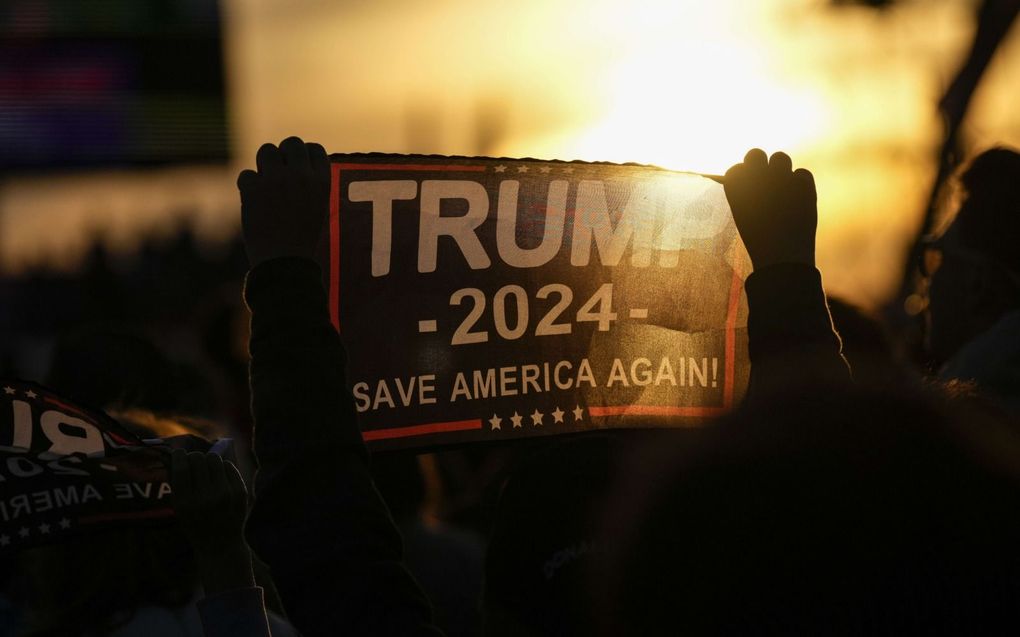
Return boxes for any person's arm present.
[723,149,851,397]
[169,449,272,637]
[239,137,442,637]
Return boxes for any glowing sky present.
[2,0,1018,307]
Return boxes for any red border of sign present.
[79,507,175,524]
[330,161,742,442]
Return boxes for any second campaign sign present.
[327,154,750,450]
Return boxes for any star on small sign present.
[488,414,502,431]
[510,412,523,428]
[25,390,37,399]
[18,527,29,539]
[551,407,565,423]
[539,166,552,174]
[530,409,544,426]
[38,523,50,534]
[494,165,507,173]
[3,386,14,395]
[572,405,585,421]
[562,166,575,173]
[59,518,71,530]
[0,535,9,547]
[516,165,529,173]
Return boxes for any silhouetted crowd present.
[1,141,1018,636]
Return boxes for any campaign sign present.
[328,155,750,450]
[0,381,179,555]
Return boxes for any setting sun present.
[2,0,1019,308]
[513,1,829,174]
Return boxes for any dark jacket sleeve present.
[743,263,851,398]
[243,257,443,637]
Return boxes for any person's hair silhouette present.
[924,147,1020,366]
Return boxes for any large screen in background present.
[0,0,230,171]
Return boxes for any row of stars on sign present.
[3,386,37,399]
[491,165,577,174]
[0,518,73,547]
[488,405,586,431]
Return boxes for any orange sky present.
[1,0,1018,308]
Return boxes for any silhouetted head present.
[826,295,901,379]
[484,435,618,637]
[925,147,1020,365]
[371,451,427,524]
[47,325,178,412]
[597,380,1020,634]
[17,525,197,636]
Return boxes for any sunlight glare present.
[521,0,831,174]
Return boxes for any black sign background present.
[0,380,217,555]
[328,155,750,450]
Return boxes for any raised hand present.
[237,137,330,267]
[170,449,255,594]
[723,149,817,271]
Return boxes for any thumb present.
[237,169,259,194]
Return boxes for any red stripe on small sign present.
[361,419,483,442]
[79,507,174,524]
[43,396,87,416]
